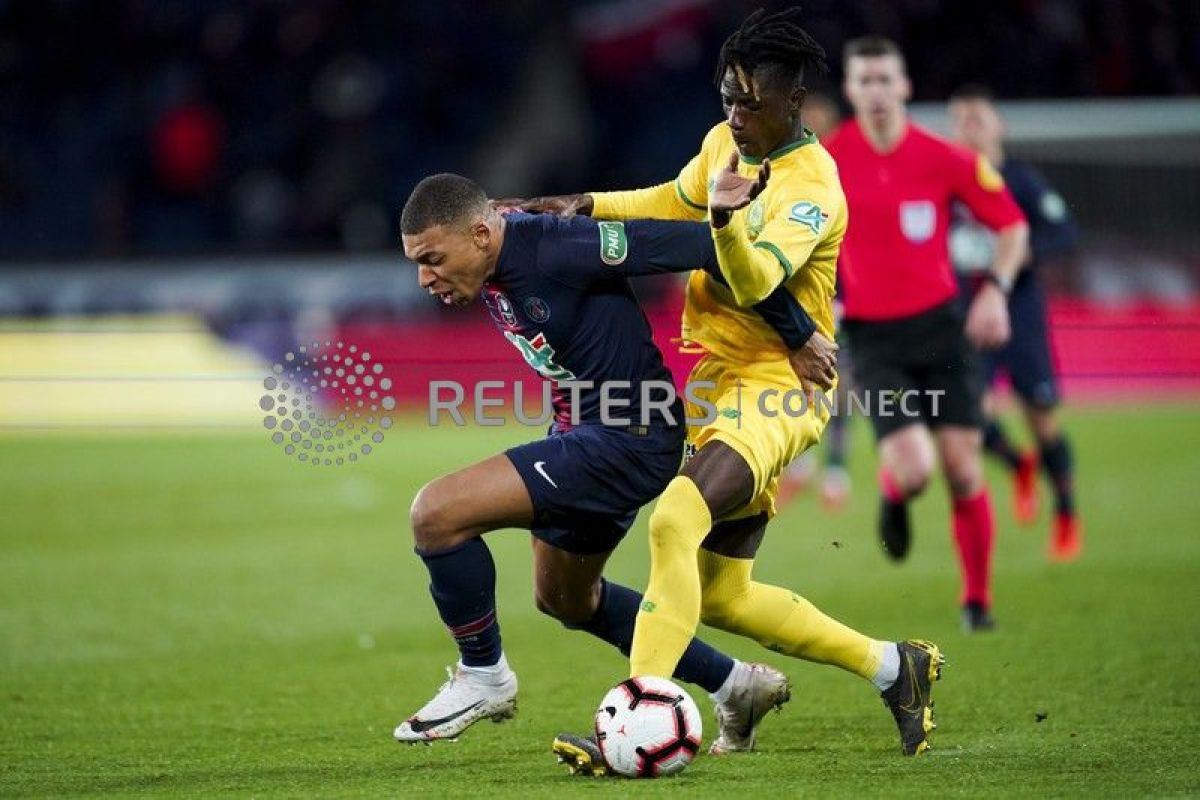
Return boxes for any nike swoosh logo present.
[533,461,558,488]
[406,700,485,733]
[898,652,924,713]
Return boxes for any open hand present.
[491,194,593,218]
[965,282,1011,349]
[708,152,769,228]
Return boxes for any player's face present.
[403,223,491,307]
[843,55,910,124]
[950,98,1003,153]
[720,67,800,159]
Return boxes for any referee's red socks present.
[951,489,995,609]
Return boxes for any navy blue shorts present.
[505,423,685,555]
[965,272,1060,408]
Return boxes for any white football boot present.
[709,662,792,754]
[393,658,518,743]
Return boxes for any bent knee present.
[892,461,933,497]
[410,481,461,550]
[534,586,597,626]
[647,478,707,550]
[942,453,984,497]
[700,595,742,631]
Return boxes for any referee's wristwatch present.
[985,272,1013,296]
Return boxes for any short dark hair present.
[400,173,488,235]
[949,83,996,103]
[714,7,829,91]
[842,35,906,71]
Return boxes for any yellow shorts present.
[684,354,832,520]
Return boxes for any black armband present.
[701,262,816,349]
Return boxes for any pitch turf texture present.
[3,404,1199,797]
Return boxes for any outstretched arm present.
[538,215,835,390]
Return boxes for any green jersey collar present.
[738,128,818,165]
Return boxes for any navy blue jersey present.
[483,213,716,430]
[952,159,1077,274]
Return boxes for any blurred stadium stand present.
[0,0,1197,427]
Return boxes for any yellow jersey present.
[590,122,846,363]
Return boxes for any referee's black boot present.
[879,496,911,560]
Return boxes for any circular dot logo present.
[258,340,396,466]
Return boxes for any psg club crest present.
[899,200,936,243]
[523,296,551,323]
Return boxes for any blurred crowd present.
[0,0,1196,259]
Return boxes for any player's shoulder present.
[907,122,975,164]
[821,119,858,153]
[772,138,843,201]
[697,121,733,159]
[1001,158,1047,189]
[507,210,592,238]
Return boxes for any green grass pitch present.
[2,403,1199,797]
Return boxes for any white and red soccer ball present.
[594,677,703,778]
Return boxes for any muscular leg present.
[531,540,735,693]
[876,423,936,560]
[1024,402,1075,517]
[410,454,534,666]
[1023,401,1082,559]
[981,388,1024,471]
[935,425,996,612]
[630,441,893,687]
[628,440,750,678]
[879,423,936,499]
[696,515,892,684]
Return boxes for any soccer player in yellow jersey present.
[514,9,942,761]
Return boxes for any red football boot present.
[1013,451,1040,525]
[1049,512,1083,562]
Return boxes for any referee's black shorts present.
[842,299,984,441]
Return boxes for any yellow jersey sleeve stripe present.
[674,178,707,212]
[753,240,794,278]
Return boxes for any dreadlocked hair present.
[714,6,829,91]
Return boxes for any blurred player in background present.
[827,38,1029,631]
[948,85,1083,561]
[516,9,944,763]
[777,91,855,512]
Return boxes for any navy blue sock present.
[1039,435,1076,516]
[983,419,1023,471]
[417,538,503,667]
[568,579,734,694]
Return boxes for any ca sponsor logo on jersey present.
[503,330,576,380]
[597,221,628,266]
[788,201,827,235]
[899,200,937,243]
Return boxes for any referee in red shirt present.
[825,37,1029,632]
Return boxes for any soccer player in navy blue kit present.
[393,173,834,750]
[949,85,1083,561]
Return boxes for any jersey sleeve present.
[533,216,816,346]
[948,147,1026,231]
[1017,164,1078,261]
[534,216,717,288]
[712,187,839,307]
[590,124,720,222]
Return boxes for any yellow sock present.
[629,476,712,678]
[698,549,885,680]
